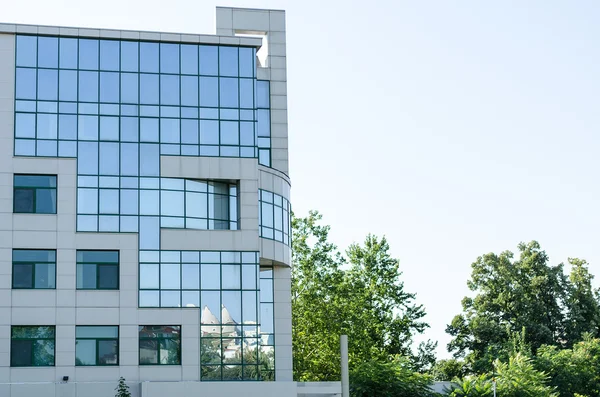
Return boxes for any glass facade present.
[12,34,279,381]
[259,189,291,246]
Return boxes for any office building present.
[0,6,296,396]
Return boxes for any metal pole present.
[341,335,349,397]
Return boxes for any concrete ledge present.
[297,382,342,397]
[0,24,263,47]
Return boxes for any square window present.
[14,175,57,214]
[12,250,56,290]
[76,251,119,290]
[139,326,181,365]
[11,326,55,367]
[76,326,119,366]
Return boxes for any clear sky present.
[4,0,600,359]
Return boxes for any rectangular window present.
[13,174,57,214]
[11,326,55,367]
[139,325,181,365]
[76,326,119,366]
[76,251,119,290]
[12,249,56,289]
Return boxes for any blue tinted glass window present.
[100,116,119,141]
[219,46,238,77]
[38,37,58,68]
[37,114,57,139]
[100,72,119,103]
[120,189,138,215]
[120,143,139,176]
[239,47,254,78]
[181,44,198,75]
[59,141,77,157]
[140,74,159,105]
[160,119,180,143]
[199,77,218,107]
[239,79,253,109]
[219,78,238,108]
[220,121,238,145]
[100,40,120,71]
[121,117,138,142]
[199,46,218,76]
[256,80,269,108]
[99,142,120,175]
[15,113,35,138]
[140,43,159,73]
[59,115,77,140]
[59,70,77,101]
[160,75,179,105]
[140,118,159,142]
[200,120,219,145]
[59,38,78,69]
[38,69,58,101]
[79,71,99,102]
[79,39,99,70]
[16,68,36,100]
[257,109,270,137]
[78,142,99,174]
[181,119,198,144]
[17,36,37,67]
[121,41,138,72]
[140,144,159,176]
[160,43,179,74]
[78,188,98,213]
[121,73,138,104]
[78,115,99,140]
[181,76,198,106]
[240,122,254,145]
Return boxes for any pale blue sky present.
[5,0,600,359]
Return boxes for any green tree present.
[349,356,435,397]
[535,335,600,397]
[564,259,600,344]
[114,377,131,397]
[292,211,431,381]
[494,353,558,397]
[445,374,492,397]
[447,241,570,372]
[430,358,468,381]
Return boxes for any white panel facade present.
[0,6,298,397]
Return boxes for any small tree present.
[115,377,131,397]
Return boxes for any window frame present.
[10,326,56,367]
[12,249,56,289]
[138,325,181,366]
[13,174,57,214]
[76,250,120,290]
[75,325,119,366]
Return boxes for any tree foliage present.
[114,377,131,397]
[447,241,600,373]
[535,335,600,397]
[292,211,432,381]
[431,358,469,382]
[350,357,436,397]
[447,354,557,397]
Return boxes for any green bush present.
[349,357,435,397]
